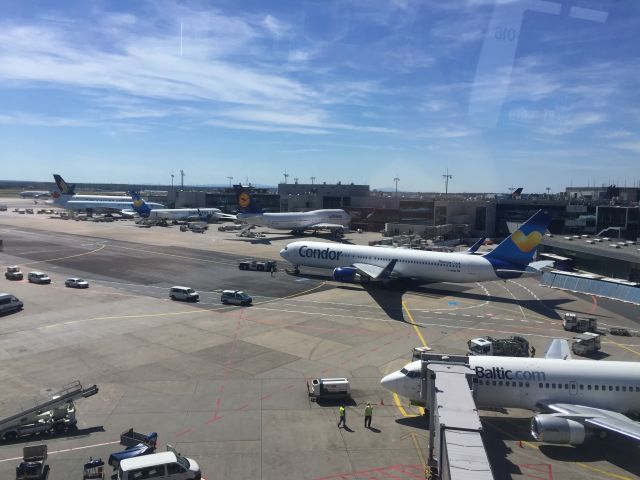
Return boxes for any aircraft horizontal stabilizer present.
[544,339,572,360]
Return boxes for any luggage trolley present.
[82,458,104,479]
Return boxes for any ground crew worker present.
[364,402,373,428]
[337,404,346,428]
[530,345,536,358]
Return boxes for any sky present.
[0,0,638,192]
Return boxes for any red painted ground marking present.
[588,295,598,314]
[371,346,379,352]
[176,428,195,437]
[519,464,553,480]
[311,464,422,480]
[218,384,225,394]
[283,384,294,390]
[206,414,224,425]
[233,402,250,412]
[260,393,272,400]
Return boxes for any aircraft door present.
[569,381,578,396]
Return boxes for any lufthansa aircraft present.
[48,174,165,213]
[380,339,640,445]
[280,210,552,283]
[128,191,236,223]
[234,185,350,235]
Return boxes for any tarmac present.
[0,200,639,480]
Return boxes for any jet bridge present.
[418,353,494,480]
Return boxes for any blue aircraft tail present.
[485,210,551,267]
[129,191,152,217]
[53,174,76,195]
[233,185,263,214]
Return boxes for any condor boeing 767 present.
[280,210,552,283]
[381,340,640,445]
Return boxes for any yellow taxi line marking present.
[392,393,418,418]
[19,243,106,266]
[577,462,635,480]
[409,432,427,468]
[603,339,640,358]
[402,300,428,348]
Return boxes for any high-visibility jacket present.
[365,405,373,416]
[339,406,345,416]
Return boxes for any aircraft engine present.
[332,267,360,283]
[530,414,587,445]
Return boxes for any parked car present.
[0,293,23,314]
[28,272,51,284]
[221,290,252,306]
[5,266,23,281]
[169,286,199,302]
[65,277,89,288]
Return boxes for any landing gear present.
[293,265,300,275]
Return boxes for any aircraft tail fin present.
[129,191,151,217]
[233,185,263,214]
[53,174,76,195]
[512,187,523,198]
[485,210,551,267]
[467,237,486,253]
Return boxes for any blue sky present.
[0,0,638,192]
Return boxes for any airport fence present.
[540,272,640,305]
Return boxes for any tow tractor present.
[5,266,23,281]
[0,381,99,441]
[238,259,277,272]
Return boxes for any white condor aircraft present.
[381,339,640,445]
[48,174,165,213]
[234,185,350,235]
[280,210,552,283]
[128,191,236,223]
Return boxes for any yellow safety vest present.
[365,405,373,416]
[339,406,345,416]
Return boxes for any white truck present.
[571,332,601,356]
[0,381,98,441]
[563,313,597,333]
[308,378,351,400]
[467,336,530,357]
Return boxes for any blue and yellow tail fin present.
[53,174,76,195]
[129,191,151,217]
[233,185,263,214]
[485,210,551,267]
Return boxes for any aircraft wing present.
[544,403,640,441]
[353,259,397,280]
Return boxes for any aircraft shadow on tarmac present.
[230,233,354,245]
[482,416,640,478]
[395,416,429,430]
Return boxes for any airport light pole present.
[180,169,185,191]
[393,177,400,196]
[546,187,551,197]
[310,176,316,185]
[442,169,452,199]
[171,173,174,191]
[283,172,289,184]
[227,176,233,187]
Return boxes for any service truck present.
[238,259,277,272]
[571,332,601,356]
[563,313,597,333]
[5,266,23,281]
[467,336,530,357]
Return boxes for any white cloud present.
[261,14,289,38]
[614,141,640,154]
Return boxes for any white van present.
[118,451,201,480]
[169,286,199,302]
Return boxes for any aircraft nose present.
[279,247,289,259]
[380,371,403,393]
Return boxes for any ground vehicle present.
[169,286,199,302]
[65,277,89,288]
[221,290,252,306]
[0,293,23,314]
[83,458,104,479]
[117,448,201,480]
[308,378,351,400]
[15,445,48,480]
[238,259,277,272]
[5,266,23,280]
[109,430,158,469]
[563,313,597,333]
[571,333,601,356]
[188,222,207,233]
[27,272,51,284]
[467,336,529,357]
[0,381,98,441]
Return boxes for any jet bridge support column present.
[418,353,494,480]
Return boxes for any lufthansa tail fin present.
[233,184,263,214]
[53,174,76,195]
[129,191,151,217]
[485,210,551,267]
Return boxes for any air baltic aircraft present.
[129,191,236,223]
[234,184,350,235]
[48,174,165,214]
[380,339,640,445]
[280,210,552,283]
